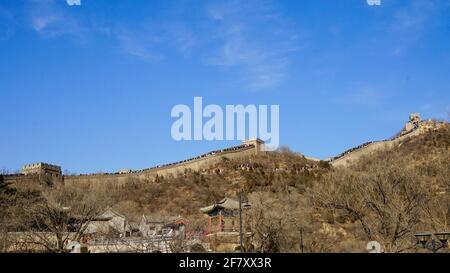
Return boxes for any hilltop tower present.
[21,162,62,178]
[242,138,265,154]
[405,113,421,131]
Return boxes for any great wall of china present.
[3,114,447,187]
[328,113,447,167]
[3,139,264,187]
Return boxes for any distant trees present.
[0,175,15,196]
[247,192,287,252]
[309,125,450,253]
[1,124,448,253]
[246,190,339,253]
[311,163,428,252]
[0,175,16,251]
[9,185,104,253]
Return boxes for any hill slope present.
[1,121,449,252]
[330,119,447,167]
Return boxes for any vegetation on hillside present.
[1,123,449,252]
[310,124,450,252]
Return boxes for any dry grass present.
[2,123,449,252]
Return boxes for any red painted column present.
[218,212,223,232]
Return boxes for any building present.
[139,215,186,239]
[21,162,62,178]
[85,208,132,237]
[200,197,251,252]
[243,138,265,154]
[118,169,132,174]
[200,197,250,234]
[405,113,421,131]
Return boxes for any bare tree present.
[10,185,104,253]
[0,175,15,252]
[310,161,428,253]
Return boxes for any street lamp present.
[434,232,450,244]
[415,232,450,253]
[415,233,432,247]
[299,227,304,253]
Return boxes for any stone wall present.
[330,119,447,167]
[3,173,62,187]
[63,142,260,187]
[5,140,262,188]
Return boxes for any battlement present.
[242,138,265,153]
[126,139,264,175]
[330,113,448,167]
[405,113,421,132]
[14,140,265,186]
[21,162,62,178]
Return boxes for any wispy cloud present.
[107,0,303,84]
[66,0,81,6]
[202,0,301,90]
[335,87,385,108]
[27,0,84,37]
[116,30,164,62]
[31,13,59,32]
[22,0,304,89]
[26,0,162,61]
[166,24,195,56]
[206,36,289,90]
[387,0,439,55]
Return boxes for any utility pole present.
[300,227,304,253]
[239,192,244,253]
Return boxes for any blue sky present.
[1,0,449,173]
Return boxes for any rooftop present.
[200,197,250,214]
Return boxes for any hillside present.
[330,118,447,167]
[1,121,449,252]
[310,122,450,252]
[71,148,331,222]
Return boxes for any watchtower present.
[405,113,421,131]
[21,162,62,178]
[242,138,265,154]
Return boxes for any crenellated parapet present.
[11,139,265,186]
[21,162,62,177]
[329,113,448,167]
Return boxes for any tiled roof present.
[200,197,247,213]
